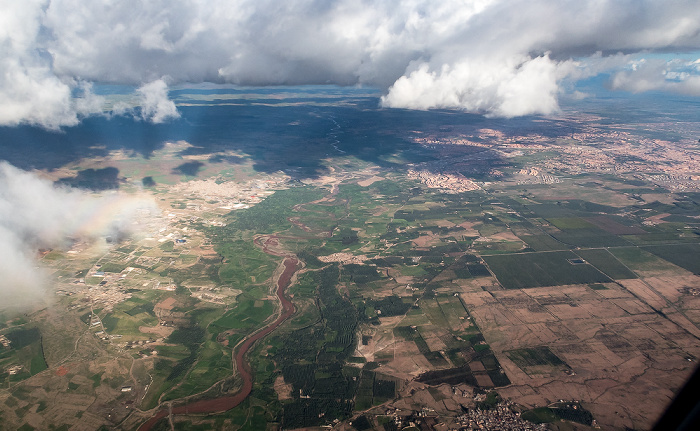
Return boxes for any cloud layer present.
[610,58,700,96]
[1,0,700,127]
[0,162,157,310]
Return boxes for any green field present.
[101,310,158,338]
[521,407,558,424]
[610,247,687,273]
[573,249,638,279]
[483,251,611,289]
[506,346,565,369]
[209,299,274,334]
[548,217,598,229]
[0,327,47,385]
[216,240,277,288]
[550,228,632,248]
[643,243,700,274]
[228,186,325,232]
[518,234,568,251]
[162,338,232,400]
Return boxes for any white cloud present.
[0,161,158,310]
[0,0,96,129]
[381,54,573,117]
[0,0,699,127]
[137,78,180,123]
[610,58,700,96]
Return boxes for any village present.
[409,119,700,191]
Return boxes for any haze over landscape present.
[1,1,700,431]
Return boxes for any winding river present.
[138,255,299,430]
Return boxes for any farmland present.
[643,243,700,274]
[483,251,611,289]
[19,168,700,431]
[1,87,700,431]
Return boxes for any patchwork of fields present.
[1,99,700,431]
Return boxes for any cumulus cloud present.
[1,0,699,127]
[610,58,700,96]
[381,54,574,117]
[137,79,180,123]
[0,162,158,310]
[0,0,103,129]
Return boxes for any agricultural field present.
[506,346,568,375]
[572,248,638,280]
[643,243,700,274]
[1,88,700,431]
[483,251,611,289]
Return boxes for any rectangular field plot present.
[547,217,598,230]
[550,229,632,248]
[609,247,685,274]
[483,251,611,289]
[518,234,569,251]
[643,244,700,274]
[506,346,566,369]
[585,216,647,235]
[434,295,471,332]
[573,249,638,280]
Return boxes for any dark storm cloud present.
[1,0,699,128]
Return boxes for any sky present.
[1,0,699,129]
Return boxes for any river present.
[138,256,299,430]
